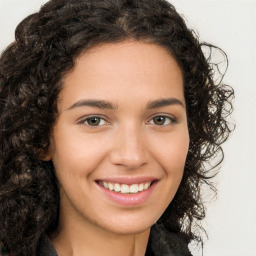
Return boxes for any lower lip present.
[96,182,157,207]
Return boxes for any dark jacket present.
[37,224,192,256]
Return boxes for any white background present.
[0,0,255,255]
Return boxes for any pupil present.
[154,116,165,125]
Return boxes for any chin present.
[97,212,159,235]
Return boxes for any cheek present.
[150,128,189,173]
[51,129,111,179]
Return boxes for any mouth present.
[96,178,158,206]
[97,181,153,194]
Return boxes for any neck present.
[49,212,150,256]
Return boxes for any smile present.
[99,181,152,194]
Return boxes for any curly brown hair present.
[0,0,234,255]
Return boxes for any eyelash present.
[147,115,177,126]
[77,114,177,127]
[77,115,110,127]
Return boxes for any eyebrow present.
[146,98,185,109]
[67,99,118,110]
[67,97,184,111]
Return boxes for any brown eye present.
[84,117,107,126]
[153,116,167,125]
[149,116,174,126]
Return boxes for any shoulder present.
[37,234,58,256]
[149,224,192,256]
[0,242,7,256]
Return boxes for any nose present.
[110,125,148,169]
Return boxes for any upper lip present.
[96,176,158,185]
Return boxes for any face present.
[49,41,189,235]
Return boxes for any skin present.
[47,40,189,256]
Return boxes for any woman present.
[0,0,234,255]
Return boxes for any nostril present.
[110,151,148,169]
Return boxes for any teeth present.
[114,183,121,192]
[100,181,152,194]
[108,183,114,191]
[103,182,108,189]
[121,184,129,193]
[130,184,139,193]
[144,182,150,189]
[138,183,144,191]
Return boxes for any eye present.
[148,116,175,126]
[81,116,109,127]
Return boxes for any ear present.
[39,143,53,161]
[41,152,52,161]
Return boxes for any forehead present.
[59,40,184,109]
